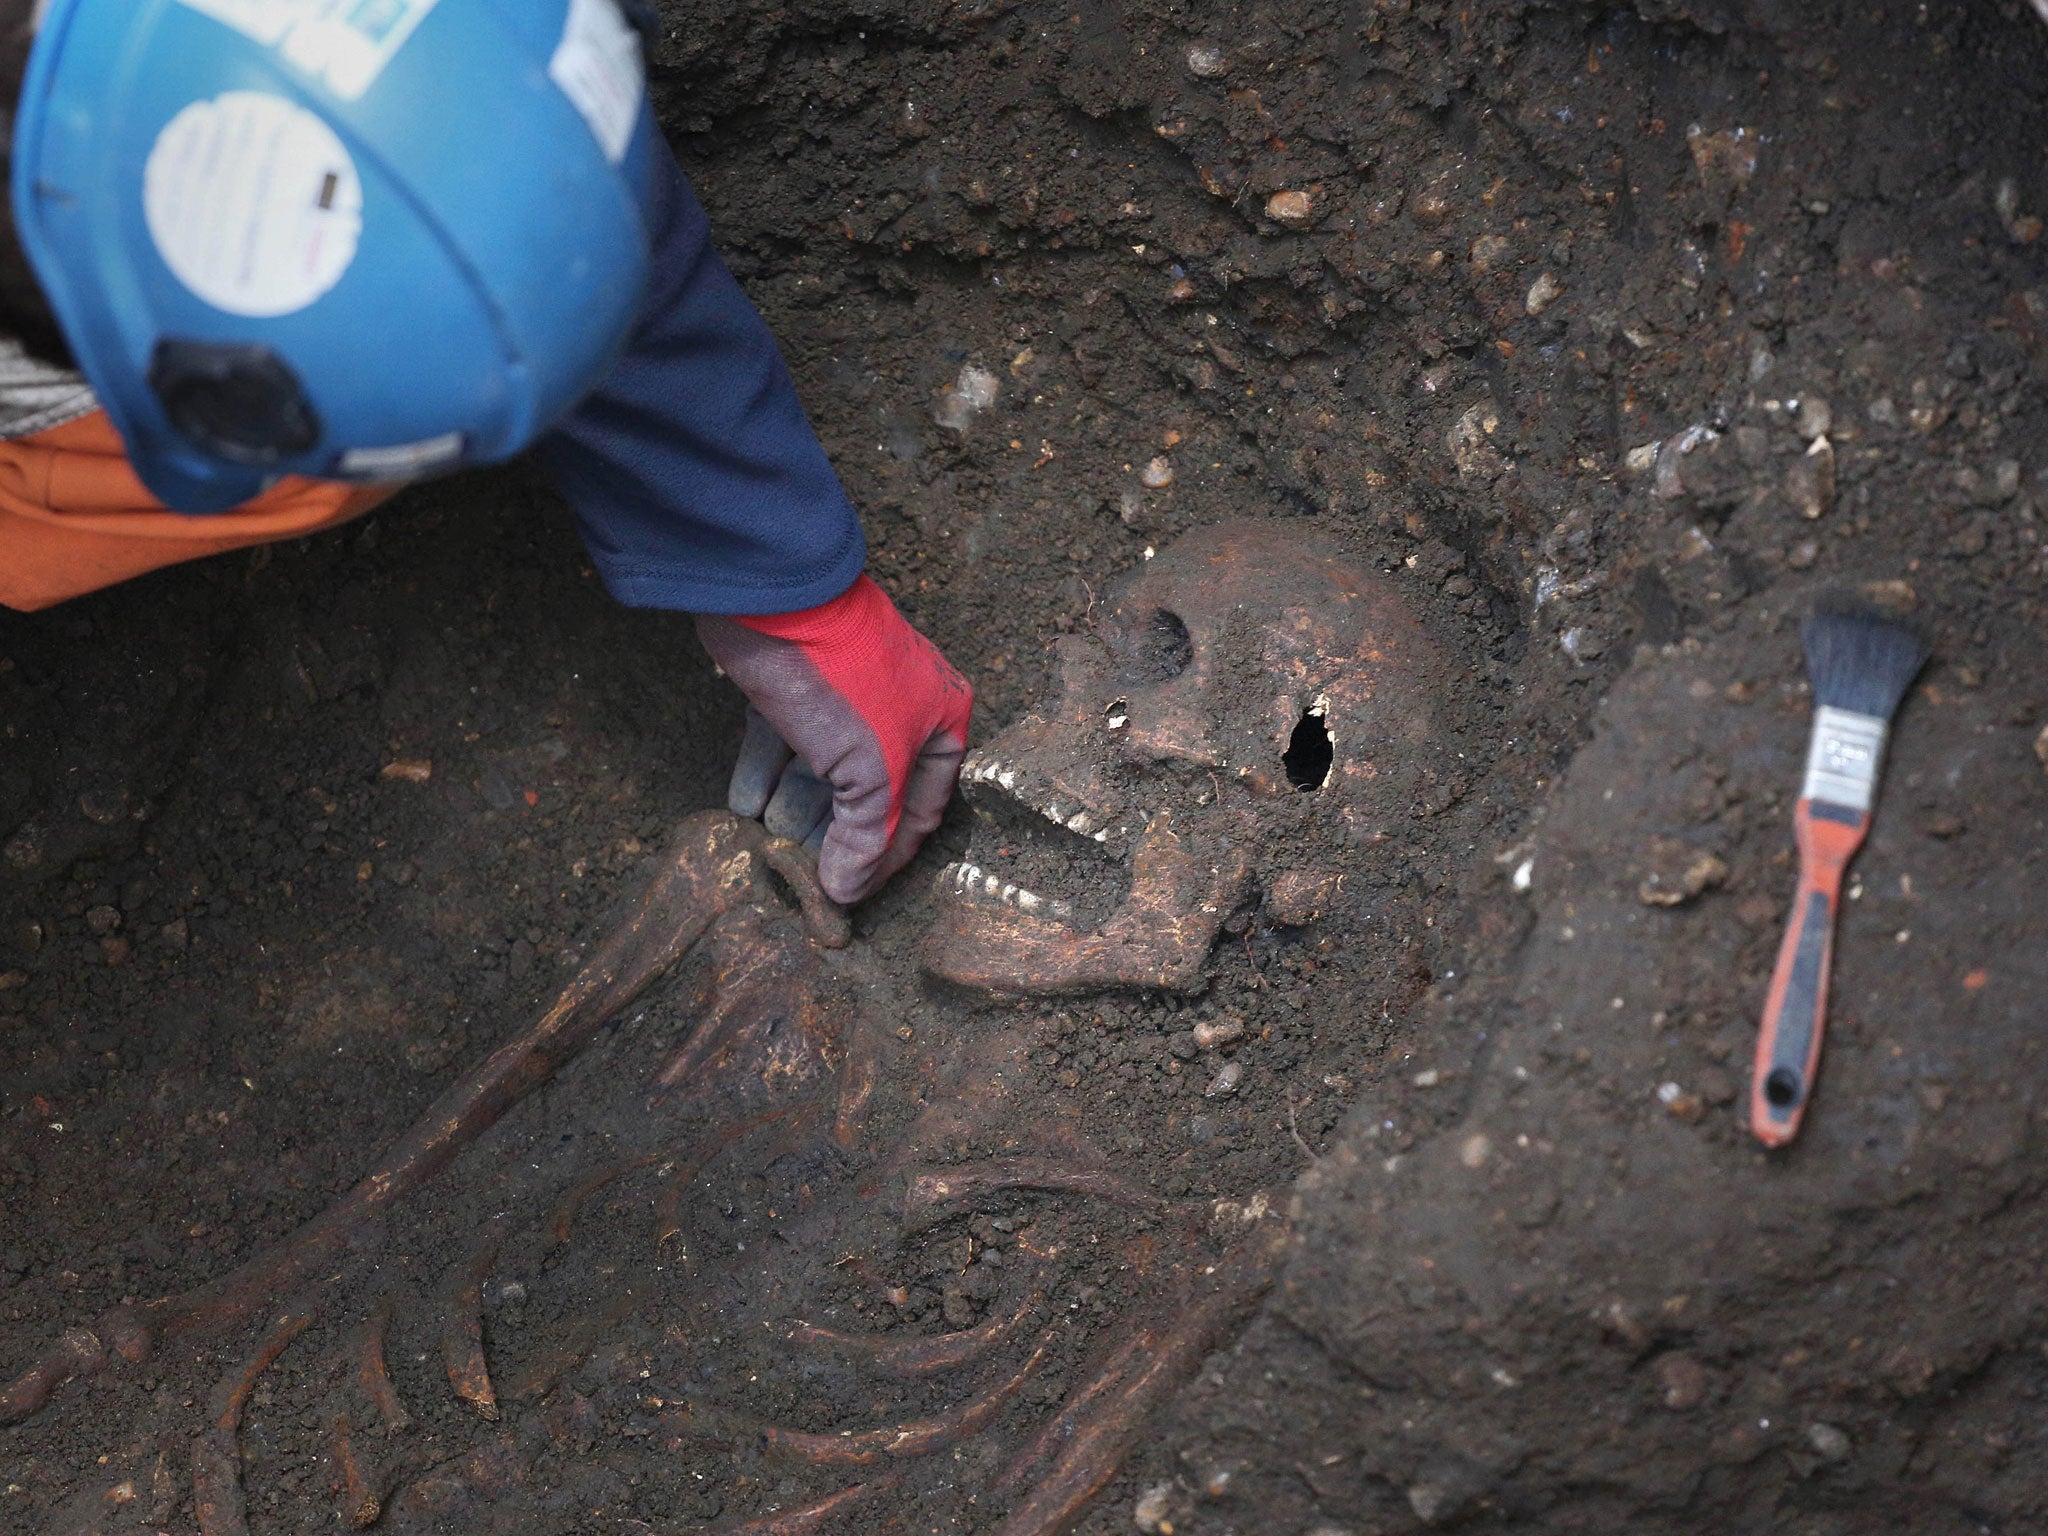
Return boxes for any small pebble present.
[1192,1018,1244,1050]
[1786,539,1819,569]
[1525,271,1563,315]
[1787,435,1835,519]
[1205,1060,1243,1097]
[1141,456,1175,489]
[1185,42,1226,77]
[956,366,999,411]
[1133,1482,1176,1533]
[934,365,1001,432]
[1459,1133,1490,1168]
[1807,1422,1852,1461]
[1652,1351,1711,1410]
[1661,1087,1705,1123]
[1265,189,1317,228]
[380,760,433,784]
[85,905,121,936]
[1794,395,1833,441]
[1469,233,1511,272]
[1636,838,1728,908]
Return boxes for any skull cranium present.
[924,521,1447,995]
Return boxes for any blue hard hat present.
[12,0,657,512]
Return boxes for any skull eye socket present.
[1284,703,1334,791]
[1129,609,1193,682]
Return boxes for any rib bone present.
[2,814,833,1425]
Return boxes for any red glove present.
[695,576,973,904]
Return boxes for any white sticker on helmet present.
[172,0,443,101]
[549,0,645,164]
[144,92,364,320]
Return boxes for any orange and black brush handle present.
[1749,800,1869,1147]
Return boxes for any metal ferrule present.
[1801,705,1887,814]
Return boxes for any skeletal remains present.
[2,522,1435,1534]
[929,520,1443,993]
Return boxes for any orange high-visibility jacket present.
[0,345,389,613]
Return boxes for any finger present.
[728,708,794,820]
[764,762,835,845]
[869,729,970,894]
[818,727,967,905]
[899,729,969,841]
[815,761,894,906]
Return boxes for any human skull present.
[924,521,1446,994]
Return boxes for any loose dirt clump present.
[5,2,2048,1533]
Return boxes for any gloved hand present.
[695,576,973,905]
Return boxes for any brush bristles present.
[1801,610,1927,721]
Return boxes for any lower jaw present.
[922,903,1221,995]
[921,858,1247,997]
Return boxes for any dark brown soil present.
[6,2,2048,1533]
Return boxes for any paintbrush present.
[1749,607,1927,1147]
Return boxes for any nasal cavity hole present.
[1284,702,1334,791]
[1763,1067,1802,1109]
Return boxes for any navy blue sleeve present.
[540,141,867,616]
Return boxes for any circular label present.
[143,91,364,319]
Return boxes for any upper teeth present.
[959,755,1122,845]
